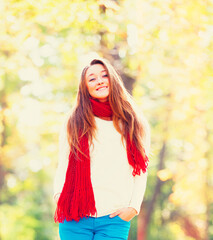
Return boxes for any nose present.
[97,76,104,84]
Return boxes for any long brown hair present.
[67,58,149,158]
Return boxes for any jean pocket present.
[116,215,130,223]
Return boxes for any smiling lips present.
[96,86,108,91]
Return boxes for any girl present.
[53,58,151,240]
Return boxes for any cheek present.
[106,78,110,86]
[87,82,96,94]
[106,79,110,89]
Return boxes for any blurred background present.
[0,0,213,239]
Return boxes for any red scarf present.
[54,99,149,223]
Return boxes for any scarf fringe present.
[54,135,97,223]
[127,134,149,176]
[54,192,97,223]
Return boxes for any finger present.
[109,210,121,218]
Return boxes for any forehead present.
[86,64,107,78]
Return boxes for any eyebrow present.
[88,70,107,78]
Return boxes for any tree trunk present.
[137,142,166,240]
[204,128,211,240]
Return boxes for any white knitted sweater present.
[53,115,151,216]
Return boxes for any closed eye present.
[89,78,96,82]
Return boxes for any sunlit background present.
[0,0,213,239]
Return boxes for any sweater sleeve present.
[129,113,151,214]
[53,116,70,200]
[129,172,148,214]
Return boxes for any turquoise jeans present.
[59,214,131,240]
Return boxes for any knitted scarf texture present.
[54,98,149,223]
